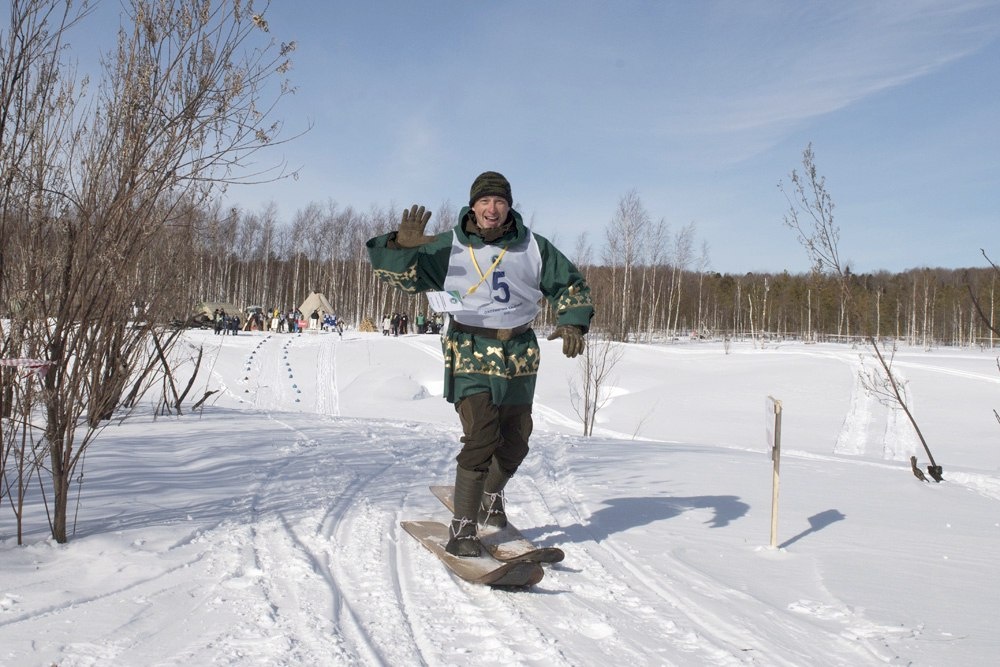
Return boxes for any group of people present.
[415,312,444,334]
[270,308,304,333]
[380,312,409,336]
[380,312,444,336]
[315,310,344,335]
[271,308,344,334]
[212,308,241,335]
[211,307,346,335]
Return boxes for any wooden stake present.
[766,396,783,548]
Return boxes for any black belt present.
[451,321,531,341]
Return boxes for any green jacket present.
[367,208,594,404]
[367,208,593,329]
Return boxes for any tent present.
[298,292,334,329]
[192,301,242,322]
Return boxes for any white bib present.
[443,230,543,329]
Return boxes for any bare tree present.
[668,222,696,335]
[572,231,594,270]
[638,218,668,341]
[1,0,94,544]
[857,341,939,480]
[570,335,625,436]
[695,240,711,336]
[779,143,850,336]
[966,250,1000,428]
[967,250,1000,340]
[1,0,299,542]
[780,143,942,482]
[603,190,649,341]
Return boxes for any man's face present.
[471,196,510,229]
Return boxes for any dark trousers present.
[455,392,532,475]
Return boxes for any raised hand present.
[396,204,435,248]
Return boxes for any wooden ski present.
[430,485,565,564]
[400,520,544,587]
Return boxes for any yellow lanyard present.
[465,245,508,296]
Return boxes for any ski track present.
[833,356,873,458]
[261,452,364,662]
[890,359,1000,384]
[205,417,358,665]
[278,334,921,665]
[815,346,927,465]
[226,408,456,665]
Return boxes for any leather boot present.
[478,457,512,528]
[445,466,486,557]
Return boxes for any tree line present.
[7,181,992,352]
[131,193,998,349]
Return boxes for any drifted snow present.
[2,330,999,666]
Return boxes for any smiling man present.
[367,171,594,557]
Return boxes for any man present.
[367,171,594,557]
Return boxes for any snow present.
[2,330,999,666]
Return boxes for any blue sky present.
[71,2,1000,273]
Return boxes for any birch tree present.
[603,189,649,341]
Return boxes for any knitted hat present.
[469,171,512,206]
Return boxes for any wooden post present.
[766,396,783,548]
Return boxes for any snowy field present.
[2,329,999,666]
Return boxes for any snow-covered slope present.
[2,330,999,665]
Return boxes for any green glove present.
[396,204,435,248]
[547,325,586,358]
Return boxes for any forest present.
[150,194,999,349]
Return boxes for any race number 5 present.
[491,271,510,303]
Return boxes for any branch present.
[966,283,1000,338]
[192,389,218,411]
[868,336,942,481]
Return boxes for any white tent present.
[192,301,241,321]
[298,292,334,329]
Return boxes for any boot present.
[478,458,512,528]
[445,466,486,557]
